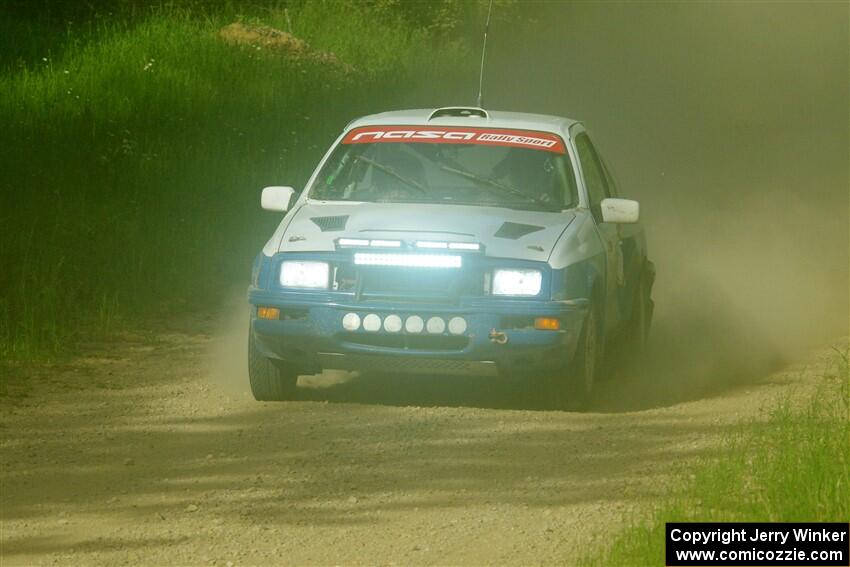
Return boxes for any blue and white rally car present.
[248,107,654,409]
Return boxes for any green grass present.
[582,348,850,566]
[0,2,472,359]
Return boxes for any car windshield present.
[308,126,578,211]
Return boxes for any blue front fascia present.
[248,251,589,376]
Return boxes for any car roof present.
[345,107,582,138]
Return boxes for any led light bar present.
[339,239,480,252]
[353,253,462,269]
[415,241,481,251]
[448,242,480,251]
[415,241,448,249]
[369,239,402,248]
[338,238,370,247]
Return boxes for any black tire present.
[248,330,298,401]
[544,308,599,411]
[620,271,653,368]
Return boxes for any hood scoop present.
[310,215,349,232]
[494,222,545,240]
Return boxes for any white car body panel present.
[547,211,604,270]
[273,201,576,263]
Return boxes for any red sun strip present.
[342,126,566,154]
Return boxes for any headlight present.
[280,261,329,289]
[492,269,542,296]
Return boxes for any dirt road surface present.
[1,315,834,566]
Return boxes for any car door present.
[598,151,646,324]
[573,130,623,332]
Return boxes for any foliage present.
[581,349,850,566]
[0,2,472,358]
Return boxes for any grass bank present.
[0,1,473,359]
[582,348,850,566]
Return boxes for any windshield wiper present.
[355,156,430,196]
[438,164,552,209]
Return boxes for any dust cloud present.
[475,2,849,401]
[206,290,251,396]
[206,289,356,396]
[209,3,848,408]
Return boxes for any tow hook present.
[489,329,508,344]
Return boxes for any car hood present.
[275,201,576,263]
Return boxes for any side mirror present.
[600,198,639,224]
[261,186,295,212]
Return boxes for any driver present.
[370,144,427,200]
[492,148,561,205]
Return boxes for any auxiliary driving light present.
[405,315,424,333]
[426,316,446,334]
[257,307,280,320]
[448,317,468,335]
[383,314,403,333]
[363,313,382,332]
[342,312,361,331]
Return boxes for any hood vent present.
[494,222,544,240]
[310,215,349,232]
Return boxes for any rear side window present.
[574,132,610,207]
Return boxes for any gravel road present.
[0,315,832,566]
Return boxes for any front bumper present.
[248,290,588,377]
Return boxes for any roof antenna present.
[476,0,494,108]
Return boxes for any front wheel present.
[617,269,654,372]
[544,308,599,411]
[248,330,298,401]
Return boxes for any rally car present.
[248,106,654,409]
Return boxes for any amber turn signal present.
[257,306,281,320]
[534,317,560,331]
